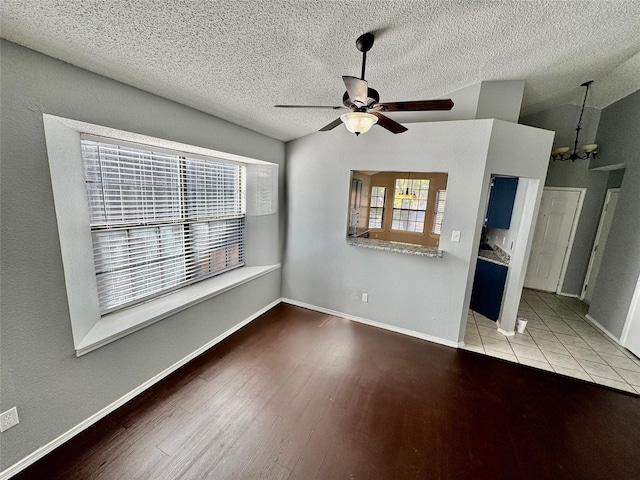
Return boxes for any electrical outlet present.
[0,407,19,432]
[362,293,368,303]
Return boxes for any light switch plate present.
[451,230,461,242]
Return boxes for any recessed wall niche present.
[347,170,449,247]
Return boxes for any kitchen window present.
[348,170,448,248]
[391,178,430,233]
[368,186,386,229]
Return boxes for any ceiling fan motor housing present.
[342,88,380,109]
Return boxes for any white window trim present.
[77,264,279,356]
[43,115,279,356]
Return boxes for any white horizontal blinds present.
[185,157,245,282]
[82,139,245,314]
[246,164,278,216]
[82,142,182,226]
[92,226,186,311]
[432,190,447,235]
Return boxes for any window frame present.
[44,115,279,356]
[367,185,386,229]
[390,178,431,234]
[357,171,447,247]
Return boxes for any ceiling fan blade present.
[274,105,346,109]
[377,99,454,112]
[371,112,408,134]
[319,117,344,132]
[342,76,368,106]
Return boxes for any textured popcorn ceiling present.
[2,1,639,141]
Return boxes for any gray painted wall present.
[587,90,640,337]
[521,90,640,338]
[521,104,608,295]
[282,118,552,343]
[605,168,625,190]
[476,80,524,123]
[0,40,285,469]
[283,120,491,344]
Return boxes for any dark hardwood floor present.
[13,304,640,479]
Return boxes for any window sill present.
[346,238,443,257]
[75,264,280,356]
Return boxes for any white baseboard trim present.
[585,314,621,345]
[497,328,515,337]
[0,298,282,480]
[281,298,462,349]
[557,292,580,299]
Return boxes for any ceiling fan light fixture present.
[340,112,378,136]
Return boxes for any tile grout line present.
[467,289,639,394]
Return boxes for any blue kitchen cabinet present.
[470,258,508,321]
[485,176,518,229]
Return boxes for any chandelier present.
[397,173,417,199]
[550,81,598,162]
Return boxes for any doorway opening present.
[581,188,620,303]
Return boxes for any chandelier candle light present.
[397,173,417,199]
[550,81,598,162]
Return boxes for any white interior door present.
[622,275,640,358]
[524,189,581,292]
[582,189,619,304]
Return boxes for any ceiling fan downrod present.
[356,33,374,80]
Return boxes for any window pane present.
[391,178,430,233]
[368,186,386,229]
[368,207,383,229]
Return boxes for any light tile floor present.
[462,288,640,395]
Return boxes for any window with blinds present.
[81,139,245,314]
[432,190,447,235]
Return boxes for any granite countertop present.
[478,247,510,267]
[347,237,443,257]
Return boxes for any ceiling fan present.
[275,32,454,136]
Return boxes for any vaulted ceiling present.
[2,1,639,142]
